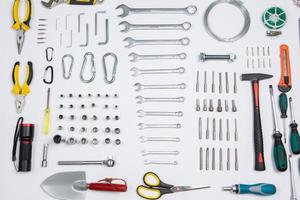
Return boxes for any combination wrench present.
[123,37,190,48]
[140,136,181,143]
[141,150,180,156]
[119,21,192,33]
[144,160,178,165]
[129,52,187,62]
[136,96,185,104]
[116,4,197,17]
[138,123,182,130]
[134,83,186,91]
[130,67,185,76]
[137,110,183,117]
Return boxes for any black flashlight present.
[12,117,35,172]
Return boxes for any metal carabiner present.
[103,52,118,84]
[80,52,96,83]
[62,54,74,80]
[46,47,54,62]
[43,66,54,84]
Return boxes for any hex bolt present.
[217,99,222,112]
[209,99,214,112]
[199,53,236,62]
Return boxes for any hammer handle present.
[252,81,266,171]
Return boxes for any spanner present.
[141,150,180,156]
[136,96,185,104]
[129,52,187,62]
[134,83,186,91]
[130,67,185,76]
[137,110,183,117]
[123,37,190,48]
[116,4,197,17]
[119,21,192,33]
[140,136,181,143]
[144,160,178,165]
[138,123,181,130]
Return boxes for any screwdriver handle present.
[239,183,276,196]
[290,122,300,154]
[273,133,288,171]
[43,109,50,134]
[69,0,97,5]
[279,93,288,118]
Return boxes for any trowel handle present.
[88,183,127,192]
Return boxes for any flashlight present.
[12,117,35,172]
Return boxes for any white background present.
[0,0,299,200]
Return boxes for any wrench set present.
[6,0,300,200]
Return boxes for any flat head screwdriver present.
[289,97,300,154]
[288,155,298,200]
[269,85,287,171]
[279,93,288,143]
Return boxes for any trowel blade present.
[41,171,87,200]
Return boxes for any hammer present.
[241,73,273,171]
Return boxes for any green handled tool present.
[269,85,287,171]
[279,93,288,143]
[223,183,276,196]
[289,97,300,154]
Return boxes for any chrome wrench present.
[129,52,187,62]
[144,160,178,165]
[140,136,180,143]
[141,150,180,156]
[123,37,190,48]
[138,123,181,130]
[134,83,186,91]
[137,110,183,117]
[116,4,197,17]
[136,96,185,104]
[119,21,191,33]
[130,67,185,77]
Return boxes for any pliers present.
[12,62,33,113]
[41,0,103,9]
[12,0,32,54]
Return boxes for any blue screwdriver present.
[223,183,276,196]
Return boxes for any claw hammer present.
[241,73,273,171]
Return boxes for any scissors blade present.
[171,185,211,193]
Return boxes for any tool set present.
[6,0,300,199]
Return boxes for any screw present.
[212,118,216,141]
[204,71,207,93]
[59,104,64,108]
[105,94,109,98]
[227,148,230,171]
[88,93,92,97]
[203,99,207,111]
[233,72,237,94]
[91,138,99,145]
[60,94,64,98]
[212,72,215,93]
[104,104,109,109]
[69,104,74,109]
[97,94,101,97]
[225,72,229,94]
[91,103,96,107]
[200,53,236,62]
[78,94,83,98]
[219,119,223,141]
[226,119,230,141]
[198,117,202,140]
[232,100,237,112]
[114,94,119,98]
[209,99,214,112]
[58,126,63,130]
[219,148,223,171]
[219,73,222,94]
[235,148,238,171]
[41,144,49,168]
[212,148,215,170]
[206,148,209,170]
[69,93,73,98]
[67,137,77,145]
[234,118,238,142]
[225,100,229,112]
[92,115,98,120]
[196,98,201,112]
[206,117,210,140]
[81,104,85,109]
[196,71,199,92]
[105,116,111,120]
[217,99,222,112]
[199,147,203,170]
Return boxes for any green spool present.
[262,7,286,29]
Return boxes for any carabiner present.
[62,54,74,80]
[46,47,54,62]
[43,66,54,84]
[103,52,118,84]
[80,52,96,83]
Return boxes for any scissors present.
[136,172,210,200]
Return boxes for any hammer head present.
[241,73,273,82]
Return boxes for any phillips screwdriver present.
[43,88,51,135]
[223,183,276,196]
[279,92,288,143]
[289,97,300,154]
[269,85,287,171]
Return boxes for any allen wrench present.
[95,11,106,35]
[80,24,89,47]
[78,13,85,32]
[98,19,109,45]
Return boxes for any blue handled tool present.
[223,183,276,196]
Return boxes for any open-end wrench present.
[116,4,197,17]
[144,160,178,165]
[141,150,179,156]
[137,110,183,117]
[129,52,187,62]
[140,136,180,143]
[138,123,181,130]
[134,83,186,91]
[119,21,192,33]
[130,67,185,77]
[123,37,190,48]
[136,96,185,104]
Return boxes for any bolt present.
[203,99,207,111]
[105,127,111,133]
[115,139,121,145]
[232,100,237,112]
[196,99,201,112]
[200,53,236,62]
[217,99,222,112]
[105,138,111,144]
[114,128,121,134]
[81,137,88,144]
[41,144,49,168]
[209,99,214,112]
[225,100,229,112]
[92,127,98,133]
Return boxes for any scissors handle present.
[137,185,173,200]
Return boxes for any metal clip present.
[80,52,96,83]
[43,66,53,84]
[46,47,54,62]
[103,53,118,84]
[62,54,74,80]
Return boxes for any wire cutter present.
[137,172,210,200]
[12,0,32,54]
[12,62,33,113]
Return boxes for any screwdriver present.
[223,183,276,196]
[279,93,288,143]
[269,85,287,171]
[43,88,51,135]
[289,97,300,154]
[288,155,298,200]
